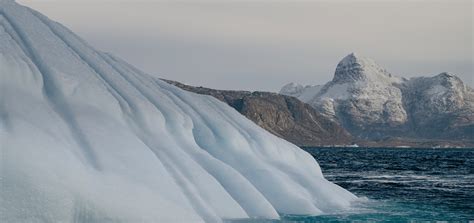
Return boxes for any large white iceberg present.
[0,1,356,222]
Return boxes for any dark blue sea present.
[230,147,474,222]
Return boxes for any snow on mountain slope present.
[280,53,474,140]
[402,72,474,139]
[280,83,323,103]
[0,1,356,222]
[317,53,408,130]
[283,53,408,135]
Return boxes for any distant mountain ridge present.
[280,53,474,144]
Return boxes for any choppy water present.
[228,147,474,222]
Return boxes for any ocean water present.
[228,147,474,222]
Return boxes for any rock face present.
[280,53,474,143]
[164,80,353,147]
[402,73,474,140]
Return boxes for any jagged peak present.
[333,53,395,83]
[283,82,301,88]
[338,53,375,67]
[432,72,465,88]
[431,72,462,83]
[280,82,303,91]
[437,72,459,79]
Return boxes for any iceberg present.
[0,1,356,222]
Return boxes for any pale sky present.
[18,0,473,91]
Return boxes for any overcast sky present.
[18,0,473,91]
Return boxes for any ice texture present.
[0,1,356,222]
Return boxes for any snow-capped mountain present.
[0,1,356,222]
[402,72,474,139]
[280,53,474,141]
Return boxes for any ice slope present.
[0,1,356,222]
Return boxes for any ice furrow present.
[0,14,41,84]
[101,54,252,220]
[108,60,279,218]
[29,10,223,220]
[29,9,134,121]
[0,9,101,170]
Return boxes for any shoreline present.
[300,146,474,150]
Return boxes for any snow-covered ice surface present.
[0,1,357,222]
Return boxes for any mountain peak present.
[280,82,305,97]
[338,52,372,67]
[333,53,395,83]
[437,72,458,80]
[432,72,466,90]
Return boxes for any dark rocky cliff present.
[164,80,353,147]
